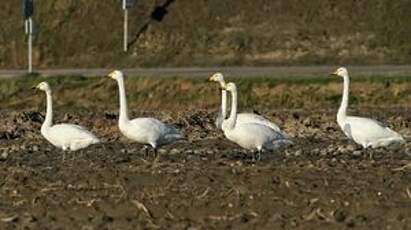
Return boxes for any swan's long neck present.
[337,74,349,124]
[117,77,130,123]
[42,89,53,129]
[225,88,237,130]
[221,90,227,119]
[218,80,227,119]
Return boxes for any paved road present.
[1,65,411,78]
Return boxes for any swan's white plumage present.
[36,82,100,151]
[209,72,286,136]
[332,67,405,148]
[108,70,183,149]
[221,82,292,156]
[224,122,291,151]
[119,118,183,148]
[42,124,99,151]
[340,116,404,148]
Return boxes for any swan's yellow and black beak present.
[31,85,38,92]
[330,69,338,76]
[106,70,115,79]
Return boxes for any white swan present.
[209,72,286,136]
[332,67,405,148]
[34,82,100,151]
[107,70,184,157]
[221,82,292,160]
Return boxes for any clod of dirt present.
[0,151,8,160]
[334,209,348,222]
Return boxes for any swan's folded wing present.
[48,124,100,143]
[129,118,183,145]
[346,116,403,140]
[237,113,286,135]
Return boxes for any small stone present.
[294,150,302,156]
[169,148,179,155]
[334,209,347,222]
[159,149,167,154]
[337,146,347,154]
[352,150,362,157]
[206,150,214,155]
[346,145,356,151]
[187,227,199,230]
[193,149,202,155]
[0,151,8,160]
[320,149,328,156]
[32,145,39,152]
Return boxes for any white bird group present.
[33,67,405,161]
[208,73,291,160]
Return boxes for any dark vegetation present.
[1,0,411,68]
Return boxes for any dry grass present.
[1,75,410,113]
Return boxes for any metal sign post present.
[28,18,33,73]
[124,6,128,52]
[122,0,135,52]
[23,0,34,73]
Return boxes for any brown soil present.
[0,107,410,229]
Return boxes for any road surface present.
[1,65,411,78]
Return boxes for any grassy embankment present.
[0,75,410,113]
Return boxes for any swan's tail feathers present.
[70,137,100,151]
[164,124,186,143]
[268,139,294,150]
[279,131,290,139]
[371,136,406,148]
[91,136,101,144]
[387,128,406,144]
[168,132,185,141]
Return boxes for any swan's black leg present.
[251,151,256,162]
[143,146,149,159]
[62,150,66,162]
[256,150,262,161]
[154,148,158,159]
[367,147,373,160]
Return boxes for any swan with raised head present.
[107,70,183,157]
[208,73,286,135]
[34,82,100,151]
[221,82,292,160]
[331,67,405,148]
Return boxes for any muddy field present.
[0,107,410,230]
[0,75,411,229]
